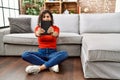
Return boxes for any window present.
[0,8,4,27]
[0,0,19,28]
[3,8,10,26]
[0,0,2,6]
[115,0,120,12]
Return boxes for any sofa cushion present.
[58,32,82,44]
[82,33,120,62]
[8,17,32,33]
[80,13,120,33]
[3,33,38,45]
[53,14,79,33]
[19,14,79,33]
[3,33,81,45]
[19,15,38,32]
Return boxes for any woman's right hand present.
[35,28,45,36]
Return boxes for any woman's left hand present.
[52,31,59,37]
[47,26,59,37]
[47,27,54,34]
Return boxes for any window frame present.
[0,0,20,28]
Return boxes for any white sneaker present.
[49,65,59,73]
[25,65,40,74]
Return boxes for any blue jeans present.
[21,48,68,68]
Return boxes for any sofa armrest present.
[0,28,10,55]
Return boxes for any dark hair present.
[37,9,54,26]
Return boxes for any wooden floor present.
[0,56,117,80]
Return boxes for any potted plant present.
[22,0,44,15]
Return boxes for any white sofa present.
[80,13,120,79]
[0,13,120,79]
[0,14,81,56]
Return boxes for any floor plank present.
[0,56,118,80]
[0,57,84,80]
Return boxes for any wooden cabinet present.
[44,1,80,14]
[62,2,78,14]
[44,1,62,14]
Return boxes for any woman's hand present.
[35,28,45,37]
[47,26,59,37]
[52,31,59,37]
[47,27,54,34]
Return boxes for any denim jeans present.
[21,48,68,68]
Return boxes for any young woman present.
[22,10,68,74]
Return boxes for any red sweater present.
[35,25,59,49]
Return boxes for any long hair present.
[37,10,54,26]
